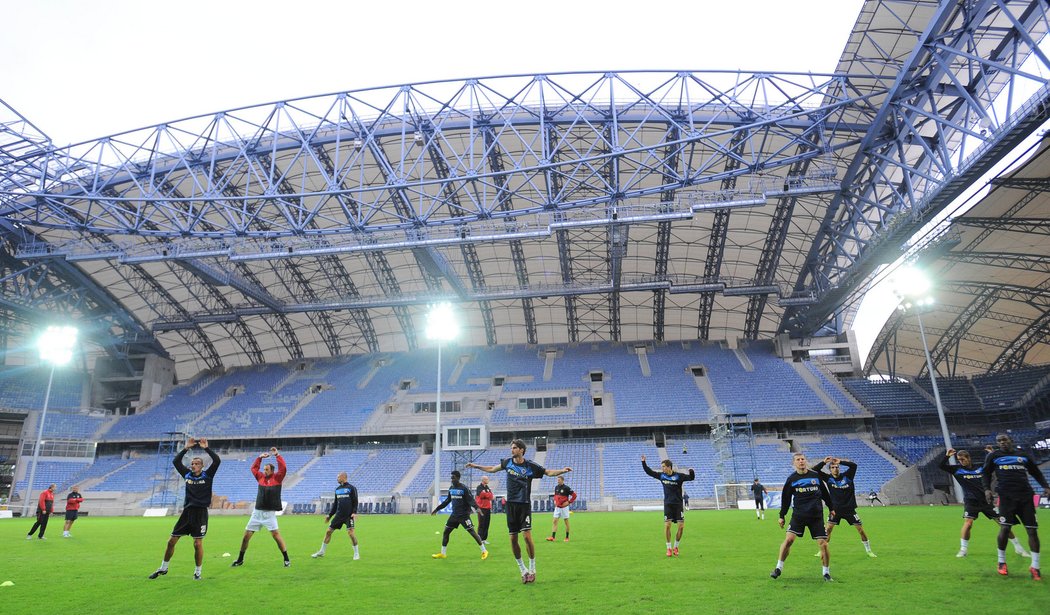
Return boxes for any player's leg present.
[347,526,360,559]
[664,519,673,555]
[27,515,41,538]
[434,522,455,558]
[313,526,334,557]
[957,516,975,556]
[548,516,558,541]
[817,536,831,580]
[564,515,571,541]
[771,530,796,578]
[854,520,875,557]
[510,531,522,559]
[192,537,204,579]
[270,529,290,566]
[996,521,1013,574]
[232,530,254,565]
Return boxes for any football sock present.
[1032,552,1041,568]
[516,558,527,574]
[822,566,830,575]
[238,550,246,561]
[551,532,556,539]
[960,539,968,550]
[441,546,447,555]
[565,532,569,539]
[194,565,202,576]
[674,539,680,548]
[666,542,672,549]
[1009,537,1024,551]
[282,550,289,562]
[353,545,359,556]
[479,543,487,553]
[998,549,1007,564]
[529,558,536,573]
[318,543,327,554]
[159,561,169,572]
[776,559,784,570]
[862,540,871,552]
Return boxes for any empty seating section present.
[888,435,942,463]
[841,379,935,415]
[798,436,898,494]
[42,411,106,439]
[662,437,716,497]
[14,460,92,493]
[0,367,84,411]
[544,441,600,500]
[802,362,864,414]
[705,342,835,417]
[191,365,296,438]
[607,345,709,423]
[915,376,982,412]
[461,345,542,384]
[280,355,390,435]
[281,448,373,504]
[601,439,662,500]
[489,395,594,427]
[349,446,421,494]
[103,376,228,440]
[972,365,1050,410]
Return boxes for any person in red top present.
[62,486,84,538]
[547,476,577,542]
[475,476,494,543]
[26,483,56,540]
[232,447,290,567]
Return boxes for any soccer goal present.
[713,483,756,510]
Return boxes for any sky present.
[2,0,865,146]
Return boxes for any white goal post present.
[713,483,757,510]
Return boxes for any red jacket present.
[251,454,287,486]
[66,492,84,511]
[475,487,494,510]
[37,490,54,515]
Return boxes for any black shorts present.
[505,502,532,534]
[828,509,862,526]
[445,515,475,532]
[64,510,79,522]
[329,515,355,530]
[998,494,1038,529]
[664,503,684,523]
[754,497,765,510]
[171,507,209,539]
[787,514,828,539]
[963,501,998,521]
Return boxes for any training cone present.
[222,552,231,557]
[1,581,14,587]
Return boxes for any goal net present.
[714,483,756,510]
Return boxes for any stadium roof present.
[1,0,1049,380]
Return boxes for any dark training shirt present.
[434,480,477,517]
[500,458,547,504]
[983,449,1049,498]
[813,460,858,511]
[329,482,358,518]
[641,460,695,505]
[174,447,220,509]
[779,470,832,519]
[938,457,986,505]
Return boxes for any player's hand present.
[185,438,197,449]
[260,452,270,458]
[985,489,995,506]
[351,513,356,520]
[270,447,279,456]
[198,438,209,449]
[823,456,832,463]
[778,517,785,529]
[564,467,572,473]
[641,455,646,462]
[984,445,994,453]
[465,462,475,469]
[947,448,956,457]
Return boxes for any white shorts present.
[553,506,571,520]
[245,509,279,532]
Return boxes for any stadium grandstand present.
[3,0,1050,521]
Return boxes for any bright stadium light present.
[890,268,963,504]
[23,325,78,517]
[425,303,459,511]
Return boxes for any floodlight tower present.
[891,268,963,504]
[22,325,78,517]
[425,303,459,511]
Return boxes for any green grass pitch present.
[3,506,1048,613]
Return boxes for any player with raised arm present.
[149,438,220,581]
[813,457,875,558]
[940,448,1028,558]
[641,454,695,557]
[431,469,488,560]
[982,433,1050,580]
[547,475,577,542]
[751,479,767,520]
[232,447,290,568]
[466,439,571,584]
[771,452,835,582]
[312,471,360,560]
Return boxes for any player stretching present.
[431,470,488,560]
[467,439,571,584]
[26,484,55,540]
[547,475,577,542]
[149,438,220,580]
[940,448,1028,558]
[751,479,767,520]
[813,457,875,558]
[771,453,835,582]
[641,454,695,557]
[312,471,359,560]
[982,433,1050,580]
[232,447,290,568]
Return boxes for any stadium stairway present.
[278,454,323,493]
[790,362,843,415]
[268,389,320,434]
[392,452,431,495]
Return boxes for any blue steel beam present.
[783,0,1050,336]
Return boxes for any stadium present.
[2,1,1050,611]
